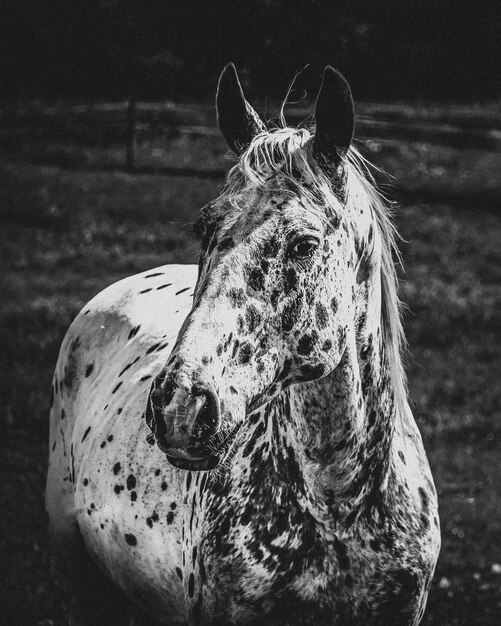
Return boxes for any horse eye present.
[290,237,319,260]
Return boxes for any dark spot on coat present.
[128,325,141,340]
[315,303,329,329]
[145,272,165,278]
[85,364,94,377]
[118,356,140,377]
[245,305,261,333]
[418,487,429,512]
[124,533,137,546]
[146,342,163,355]
[157,283,172,290]
[262,236,280,258]
[227,287,245,307]
[113,462,121,475]
[248,267,265,292]
[330,297,338,315]
[188,573,195,597]
[238,343,253,365]
[81,426,91,443]
[236,316,245,334]
[130,491,137,502]
[114,484,124,494]
[297,332,317,356]
[420,513,430,530]
[112,382,122,394]
[281,296,301,332]
[126,474,136,490]
[167,511,175,524]
[175,287,190,296]
[139,288,152,294]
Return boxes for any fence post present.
[126,97,136,171]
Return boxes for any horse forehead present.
[228,191,328,239]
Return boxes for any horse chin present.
[159,421,243,472]
[165,454,220,472]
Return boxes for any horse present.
[45,64,440,625]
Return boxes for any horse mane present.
[225,126,410,421]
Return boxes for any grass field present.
[1,106,501,624]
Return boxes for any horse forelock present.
[223,126,409,424]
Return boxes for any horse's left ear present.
[216,63,265,154]
[313,66,355,169]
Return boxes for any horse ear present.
[216,63,265,154]
[313,66,355,169]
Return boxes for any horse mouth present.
[160,423,242,472]
[165,454,220,471]
[159,444,218,471]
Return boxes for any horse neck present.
[303,328,398,505]
[211,326,399,527]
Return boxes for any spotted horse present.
[46,64,440,625]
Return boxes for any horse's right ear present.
[216,63,265,154]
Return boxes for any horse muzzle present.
[147,380,221,471]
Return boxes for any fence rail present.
[1,100,500,172]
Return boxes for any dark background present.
[1,0,500,102]
[1,1,501,624]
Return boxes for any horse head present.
[147,64,390,471]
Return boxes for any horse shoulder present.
[59,263,197,397]
[46,264,197,532]
[390,404,441,573]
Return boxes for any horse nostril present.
[192,389,219,438]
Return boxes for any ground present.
[0,103,500,624]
